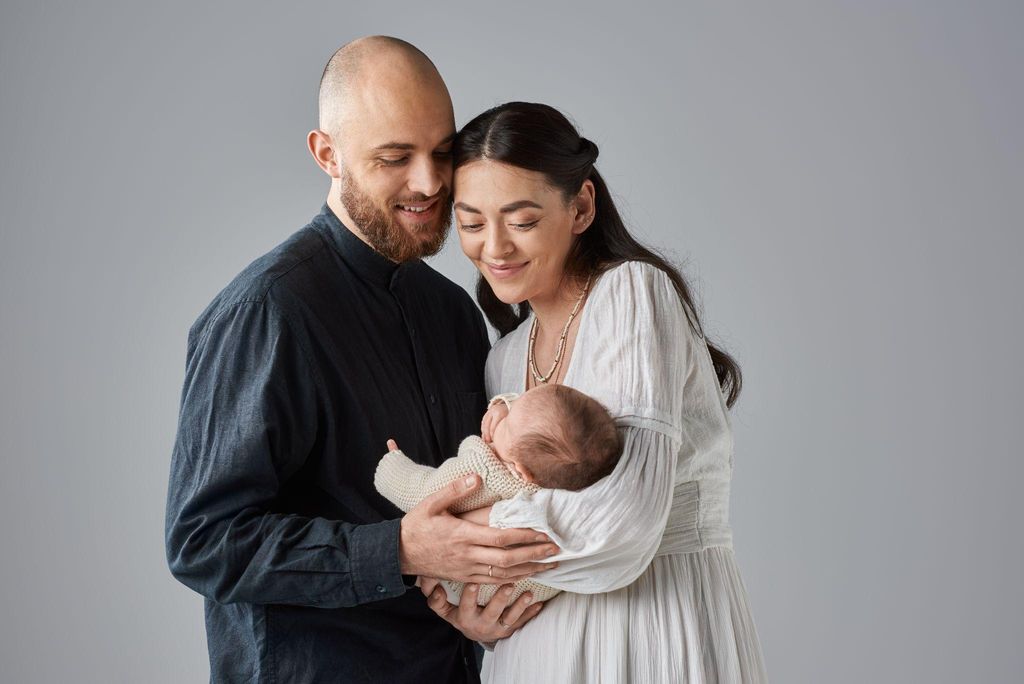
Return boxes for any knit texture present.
[374,435,560,606]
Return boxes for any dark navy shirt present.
[165,204,490,683]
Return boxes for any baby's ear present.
[515,462,536,484]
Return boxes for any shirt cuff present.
[350,518,407,603]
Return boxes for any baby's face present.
[489,391,556,481]
[489,398,528,471]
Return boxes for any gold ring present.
[487,565,493,577]
[499,620,511,629]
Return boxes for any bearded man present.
[165,37,554,683]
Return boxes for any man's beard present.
[339,168,452,263]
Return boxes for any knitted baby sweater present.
[374,435,561,606]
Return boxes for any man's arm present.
[165,300,409,608]
[165,299,557,608]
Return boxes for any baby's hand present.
[386,439,399,452]
[481,402,509,443]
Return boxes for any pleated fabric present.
[481,261,768,683]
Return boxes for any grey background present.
[1,1,1020,682]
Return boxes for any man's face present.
[336,80,456,262]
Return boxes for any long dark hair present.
[453,102,742,408]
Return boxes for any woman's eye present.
[510,220,539,231]
[459,223,484,232]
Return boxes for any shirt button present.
[376,584,387,593]
[429,395,436,405]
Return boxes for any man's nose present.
[406,154,446,198]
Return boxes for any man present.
[165,36,556,683]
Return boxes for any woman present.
[435,102,768,682]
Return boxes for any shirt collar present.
[313,203,411,288]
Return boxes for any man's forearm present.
[166,506,408,608]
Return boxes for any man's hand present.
[481,402,509,443]
[399,475,559,583]
[423,581,543,644]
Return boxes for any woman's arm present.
[487,262,699,593]
[488,423,679,593]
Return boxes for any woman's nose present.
[482,226,514,259]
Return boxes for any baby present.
[374,383,622,606]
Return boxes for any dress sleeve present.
[487,262,697,593]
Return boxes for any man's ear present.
[307,129,342,178]
[570,179,597,235]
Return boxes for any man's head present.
[308,36,455,262]
[490,384,622,491]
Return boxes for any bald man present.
[165,37,554,683]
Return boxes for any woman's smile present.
[484,261,529,279]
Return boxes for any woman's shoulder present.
[591,260,684,317]
[573,260,701,416]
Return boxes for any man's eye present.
[378,157,408,166]
[434,149,453,158]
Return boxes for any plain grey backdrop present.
[1,1,1021,682]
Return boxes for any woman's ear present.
[307,129,342,178]
[571,179,597,235]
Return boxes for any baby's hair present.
[512,385,622,491]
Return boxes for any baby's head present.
[490,384,622,491]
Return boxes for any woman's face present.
[454,159,592,305]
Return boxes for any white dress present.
[481,261,768,683]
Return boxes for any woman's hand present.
[423,581,543,644]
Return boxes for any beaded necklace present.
[527,275,592,385]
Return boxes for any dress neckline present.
[516,269,608,393]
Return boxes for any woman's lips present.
[485,262,528,279]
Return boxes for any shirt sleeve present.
[165,299,406,608]
[487,262,696,593]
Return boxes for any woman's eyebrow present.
[498,200,543,213]
[454,200,543,214]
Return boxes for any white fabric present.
[481,261,768,683]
